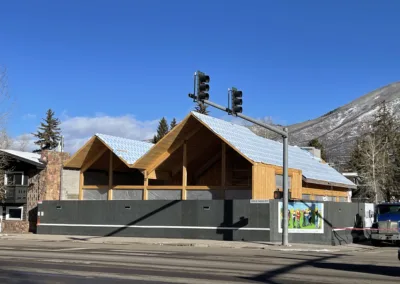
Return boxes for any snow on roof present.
[0,149,45,168]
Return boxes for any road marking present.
[38,223,270,231]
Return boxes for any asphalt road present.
[0,240,398,284]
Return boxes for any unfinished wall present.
[61,169,80,200]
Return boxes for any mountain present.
[249,82,400,170]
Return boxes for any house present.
[0,149,69,233]
[63,112,356,201]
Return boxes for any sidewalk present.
[0,233,374,252]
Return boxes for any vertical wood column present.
[143,170,148,200]
[108,150,113,200]
[79,171,84,200]
[221,142,226,199]
[182,141,187,200]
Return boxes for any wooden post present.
[221,142,226,199]
[108,150,113,200]
[182,141,187,200]
[79,171,84,200]
[143,170,148,200]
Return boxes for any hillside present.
[249,82,400,169]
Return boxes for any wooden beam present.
[108,150,113,200]
[113,185,144,190]
[221,142,226,199]
[64,136,96,168]
[82,185,109,189]
[182,141,187,200]
[147,186,183,190]
[193,152,222,182]
[302,187,348,197]
[143,170,148,200]
[186,185,251,190]
[147,126,201,174]
[79,171,84,200]
[81,147,108,172]
[147,170,171,180]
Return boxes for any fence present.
[37,199,368,245]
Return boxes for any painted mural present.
[278,202,324,233]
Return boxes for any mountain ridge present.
[249,81,400,170]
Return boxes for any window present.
[6,206,24,220]
[5,172,27,186]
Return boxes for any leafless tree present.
[17,134,31,152]
[356,133,387,203]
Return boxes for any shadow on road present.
[240,252,400,283]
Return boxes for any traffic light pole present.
[200,99,290,246]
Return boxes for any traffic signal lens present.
[198,93,209,101]
[199,74,210,83]
[199,84,210,92]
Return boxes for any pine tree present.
[170,118,177,130]
[194,102,210,115]
[32,109,61,153]
[308,138,327,160]
[152,117,169,144]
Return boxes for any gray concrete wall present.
[37,200,270,241]
[61,169,79,200]
[37,199,368,245]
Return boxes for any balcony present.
[4,186,28,203]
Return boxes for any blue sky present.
[1,1,400,152]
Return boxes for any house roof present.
[0,149,45,168]
[190,111,356,188]
[95,133,154,165]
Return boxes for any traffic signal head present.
[197,72,210,101]
[231,89,243,114]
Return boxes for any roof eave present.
[1,151,45,169]
[303,177,357,190]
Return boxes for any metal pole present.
[201,98,290,246]
[282,127,289,246]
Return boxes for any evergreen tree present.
[308,138,327,160]
[170,118,177,130]
[194,102,210,115]
[32,109,61,153]
[152,117,169,144]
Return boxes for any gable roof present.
[95,133,154,165]
[64,133,154,169]
[0,149,45,168]
[190,112,355,188]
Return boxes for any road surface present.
[0,240,398,283]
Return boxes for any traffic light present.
[231,88,243,114]
[196,71,210,101]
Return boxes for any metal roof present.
[0,149,45,168]
[95,133,154,165]
[191,111,356,188]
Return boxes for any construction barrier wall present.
[37,200,368,245]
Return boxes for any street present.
[0,240,398,283]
